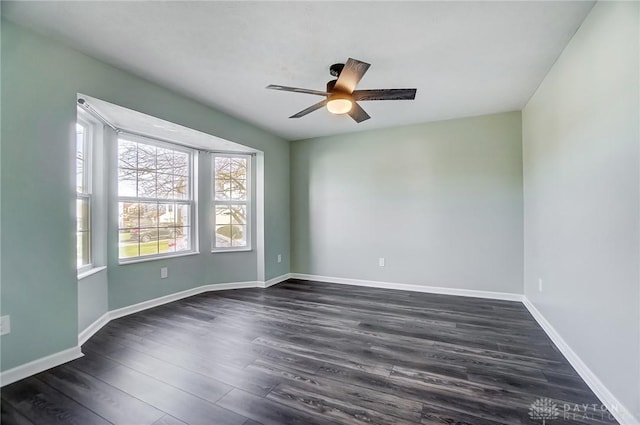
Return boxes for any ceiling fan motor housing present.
[329,63,345,77]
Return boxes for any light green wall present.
[291,112,523,294]
[1,20,290,372]
[523,2,639,419]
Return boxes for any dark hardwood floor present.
[1,279,618,425]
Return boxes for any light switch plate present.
[0,315,11,336]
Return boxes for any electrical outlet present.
[538,278,543,292]
[277,254,282,263]
[161,267,168,279]
[0,315,11,336]
[379,257,385,267]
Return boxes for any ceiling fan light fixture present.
[267,57,416,123]
[326,93,353,115]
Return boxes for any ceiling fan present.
[266,58,417,123]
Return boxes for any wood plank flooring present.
[1,279,618,425]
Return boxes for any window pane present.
[118,168,137,197]
[175,151,189,170]
[174,175,189,200]
[215,157,230,175]
[214,157,247,201]
[215,225,232,248]
[175,227,188,242]
[156,147,174,171]
[137,171,156,198]
[230,180,247,200]
[179,228,190,252]
[157,203,177,239]
[156,173,174,199]
[119,229,139,259]
[76,158,84,192]
[153,173,189,200]
[174,152,189,200]
[140,236,159,255]
[118,228,133,243]
[119,202,140,229]
[164,227,190,253]
[118,139,138,169]
[230,157,247,180]
[215,178,231,201]
[160,238,172,254]
[176,204,190,227]
[158,202,175,225]
[230,205,246,224]
[231,225,246,247]
[175,163,188,177]
[76,198,90,231]
[137,143,156,170]
[77,231,90,267]
[76,196,91,266]
[139,202,158,228]
[76,124,86,193]
[215,206,232,225]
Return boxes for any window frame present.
[76,114,94,273]
[117,132,199,264]
[211,153,252,252]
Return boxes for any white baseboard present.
[262,273,292,288]
[108,280,260,322]
[81,280,263,345]
[522,297,638,425]
[78,312,111,346]
[289,273,523,302]
[0,346,83,387]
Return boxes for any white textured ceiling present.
[3,1,594,141]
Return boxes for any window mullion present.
[118,196,191,204]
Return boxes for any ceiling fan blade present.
[348,102,370,123]
[353,88,417,101]
[334,58,371,93]
[289,99,328,118]
[266,84,329,96]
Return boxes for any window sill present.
[211,248,252,254]
[78,266,107,280]
[119,251,200,265]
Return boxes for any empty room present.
[1,1,639,424]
